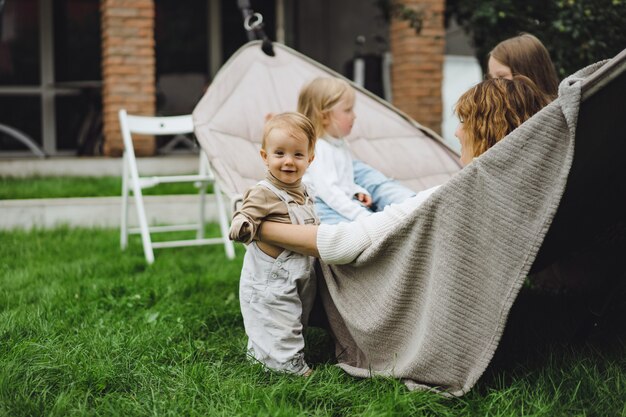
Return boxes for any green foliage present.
[446,0,626,77]
[374,0,426,34]
[1,226,625,415]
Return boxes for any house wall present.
[296,0,389,76]
[101,0,156,156]
[390,0,445,134]
[97,0,446,156]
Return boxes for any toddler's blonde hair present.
[262,112,317,155]
[297,77,355,138]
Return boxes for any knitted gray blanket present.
[318,63,602,396]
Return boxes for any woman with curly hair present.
[455,74,551,165]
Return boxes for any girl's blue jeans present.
[315,159,416,224]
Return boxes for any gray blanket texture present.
[318,62,605,396]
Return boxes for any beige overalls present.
[239,180,319,375]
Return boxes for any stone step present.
[0,155,199,177]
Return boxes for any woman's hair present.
[262,112,317,155]
[297,77,355,138]
[455,75,551,158]
[489,33,559,99]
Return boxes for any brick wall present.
[100,0,156,157]
[390,0,445,134]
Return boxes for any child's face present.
[260,128,314,184]
[323,93,356,138]
[487,56,513,80]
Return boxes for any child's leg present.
[314,197,357,224]
[352,159,415,211]
[239,244,311,375]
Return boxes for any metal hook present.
[244,12,263,31]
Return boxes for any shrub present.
[446,0,626,77]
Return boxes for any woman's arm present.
[258,222,320,258]
[260,185,441,264]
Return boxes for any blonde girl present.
[299,76,415,224]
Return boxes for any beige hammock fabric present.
[193,41,461,205]
[315,62,609,397]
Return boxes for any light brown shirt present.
[229,172,310,244]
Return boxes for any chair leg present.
[128,164,155,264]
[134,190,155,264]
[197,184,206,239]
[197,153,208,239]
[120,153,130,250]
[214,181,236,259]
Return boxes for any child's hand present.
[355,193,373,208]
[264,113,275,122]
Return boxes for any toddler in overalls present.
[229,112,319,376]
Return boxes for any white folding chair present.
[119,109,235,264]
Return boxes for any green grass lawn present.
[0,176,206,199]
[1,226,625,416]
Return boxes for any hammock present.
[192,41,461,207]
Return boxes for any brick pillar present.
[100,0,156,156]
[389,0,445,135]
